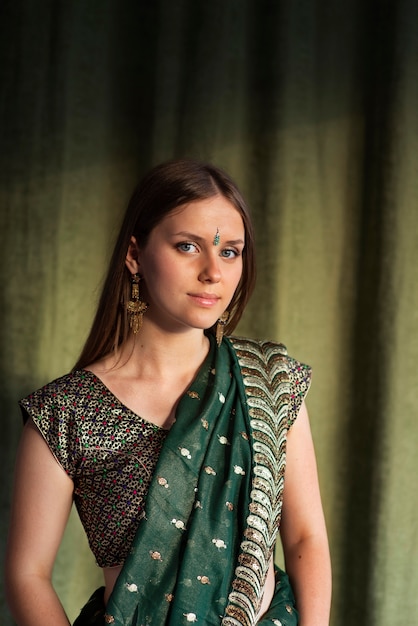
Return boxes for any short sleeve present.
[19,374,80,478]
[286,357,312,427]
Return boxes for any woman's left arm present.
[280,401,332,626]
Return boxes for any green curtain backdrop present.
[1,2,417,625]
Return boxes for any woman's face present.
[127,195,245,336]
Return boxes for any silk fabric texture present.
[100,336,307,625]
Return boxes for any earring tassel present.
[216,312,229,346]
[126,274,148,334]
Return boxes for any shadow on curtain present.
[1,1,417,624]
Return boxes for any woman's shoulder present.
[228,335,288,359]
[228,334,310,363]
[19,369,97,418]
[227,334,311,376]
[18,371,99,477]
[227,335,312,426]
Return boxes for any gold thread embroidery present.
[222,338,291,625]
[197,575,211,584]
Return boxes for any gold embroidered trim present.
[222,338,290,625]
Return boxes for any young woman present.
[5,159,331,625]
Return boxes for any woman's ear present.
[125,236,141,274]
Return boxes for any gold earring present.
[216,311,229,346]
[126,273,148,334]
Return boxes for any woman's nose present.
[198,253,221,283]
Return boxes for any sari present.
[74,335,311,626]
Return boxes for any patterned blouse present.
[19,370,168,567]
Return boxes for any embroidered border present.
[222,338,290,626]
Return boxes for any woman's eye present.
[177,242,198,253]
[220,248,239,259]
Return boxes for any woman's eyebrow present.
[172,231,244,245]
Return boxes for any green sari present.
[76,335,311,626]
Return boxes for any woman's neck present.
[93,325,211,382]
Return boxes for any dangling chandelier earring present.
[126,273,148,334]
[216,311,229,346]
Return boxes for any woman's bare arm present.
[5,420,74,626]
[280,401,332,626]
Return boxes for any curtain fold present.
[1,2,417,624]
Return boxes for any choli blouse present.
[19,369,167,568]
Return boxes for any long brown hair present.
[74,159,256,369]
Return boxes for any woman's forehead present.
[160,196,245,233]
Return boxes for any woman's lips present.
[188,293,220,307]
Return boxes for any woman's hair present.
[74,159,256,369]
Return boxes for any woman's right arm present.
[5,420,74,626]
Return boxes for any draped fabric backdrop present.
[1,2,417,625]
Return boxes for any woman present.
[5,159,331,625]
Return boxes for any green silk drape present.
[1,2,417,625]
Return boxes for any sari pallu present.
[101,336,310,626]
